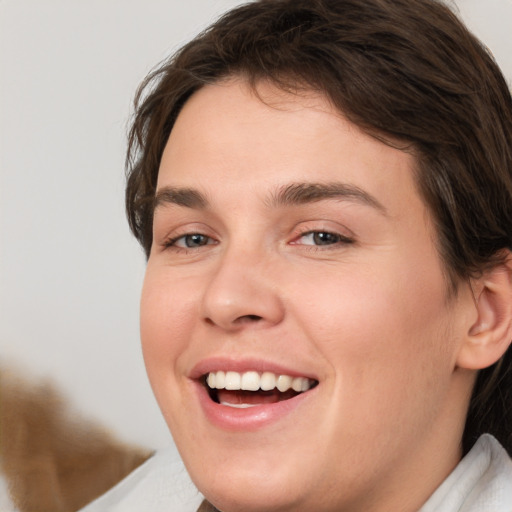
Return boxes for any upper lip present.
[189,357,319,381]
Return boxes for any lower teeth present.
[219,402,258,408]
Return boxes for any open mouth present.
[203,370,318,408]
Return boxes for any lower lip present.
[193,381,316,431]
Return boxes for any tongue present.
[217,389,298,405]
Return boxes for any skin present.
[141,79,479,512]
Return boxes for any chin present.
[196,472,310,512]
[178,438,332,512]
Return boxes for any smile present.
[204,370,318,408]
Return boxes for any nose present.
[201,247,285,331]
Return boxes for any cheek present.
[290,253,455,414]
[139,269,198,390]
[286,262,457,480]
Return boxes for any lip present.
[189,357,319,431]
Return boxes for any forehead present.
[158,80,424,220]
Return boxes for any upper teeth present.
[206,371,313,393]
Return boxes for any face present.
[141,80,475,512]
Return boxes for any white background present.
[1,0,511,451]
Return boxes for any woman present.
[83,0,512,510]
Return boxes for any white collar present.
[420,434,512,512]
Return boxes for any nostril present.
[204,314,262,327]
[235,314,262,323]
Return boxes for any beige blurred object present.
[0,365,152,512]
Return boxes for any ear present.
[457,253,512,370]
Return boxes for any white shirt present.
[79,434,512,512]
[420,434,512,512]
[78,449,203,512]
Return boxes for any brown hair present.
[125,0,512,458]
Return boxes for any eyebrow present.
[267,182,387,214]
[154,186,209,210]
[153,181,387,214]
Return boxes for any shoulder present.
[78,448,204,512]
[420,434,512,512]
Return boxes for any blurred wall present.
[1,0,511,451]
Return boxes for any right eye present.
[167,233,215,249]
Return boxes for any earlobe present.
[457,255,512,370]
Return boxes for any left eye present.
[297,231,349,246]
[171,233,214,248]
